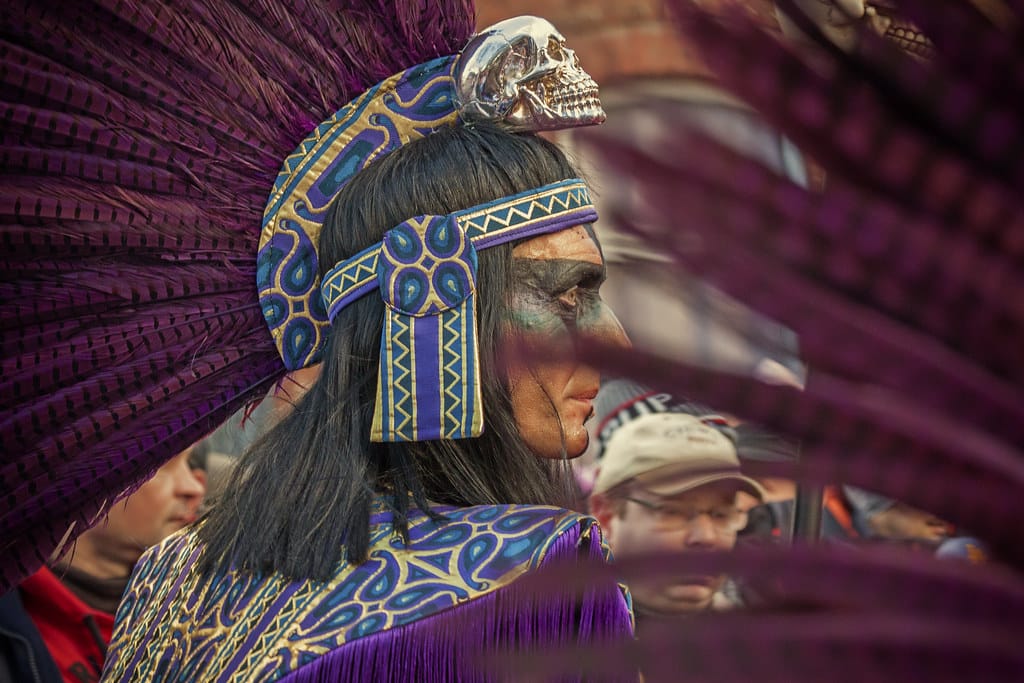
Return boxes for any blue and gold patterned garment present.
[101,502,634,682]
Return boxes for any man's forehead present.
[512,225,603,263]
[655,481,742,504]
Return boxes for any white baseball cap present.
[592,412,766,499]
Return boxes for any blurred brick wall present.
[471,1,816,377]
[475,0,780,86]
[472,1,828,187]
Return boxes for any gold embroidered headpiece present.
[257,16,605,441]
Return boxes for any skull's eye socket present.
[547,37,563,59]
[502,46,530,82]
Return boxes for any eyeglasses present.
[624,496,748,533]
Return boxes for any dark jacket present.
[1,568,114,683]
[0,588,63,683]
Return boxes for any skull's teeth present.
[553,96,599,112]
[548,85,599,107]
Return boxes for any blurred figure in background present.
[194,450,236,516]
[842,486,989,563]
[0,446,205,683]
[589,412,765,619]
[843,486,952,546]
[576,378,721,497]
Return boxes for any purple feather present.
[1,0,478,591]
[496,542,1024,681]
[667,1,1024,250]
[577,131,1024,443]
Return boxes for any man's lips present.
[570,387,599,402]
[570,391,598,420]
[655,574,719,589]
[677,575,718,587]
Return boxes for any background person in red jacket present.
[0,446,205,683]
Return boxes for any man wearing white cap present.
[590,412,765,616]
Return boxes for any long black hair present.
[199,124,583,580]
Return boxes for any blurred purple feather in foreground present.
[571,0,1024,546]
[3,0,1024,678]
[0,0,474,593]
[481,545,1024,681]
[482,0,1024,680]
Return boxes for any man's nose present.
[586,302,631,350]
[174,461,206,500]
[683,513,719,547]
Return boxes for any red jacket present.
[19,567,115,683]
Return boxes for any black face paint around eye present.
[512,258,605,300]
[509,257,608,336]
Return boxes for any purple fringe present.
[277,523,635,683]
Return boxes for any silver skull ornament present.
[454,16,606,132]
[776,1,932,58]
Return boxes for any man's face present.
[505,225,628,459]
[93,448,206,564]
[598,481,745,614]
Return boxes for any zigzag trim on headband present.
[320,179,597,321]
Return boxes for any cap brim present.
[638,471,767,501]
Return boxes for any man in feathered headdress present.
[2,2,643,679]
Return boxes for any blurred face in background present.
[83,448,206,574]
[596,481,746,615]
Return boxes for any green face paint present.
[503,226,628,460]
[508,256,610,342]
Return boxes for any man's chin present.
[640,581,718,615]
[564,436,588,459]
[562,422,591,459]
[666,582,714,602]
[532,428,589,460]
[164,518,193,535]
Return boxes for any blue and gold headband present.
[258,16,605,442]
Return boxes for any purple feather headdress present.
[0,0,474,592]
[508,0,1024,678]
[564,0,1024,562]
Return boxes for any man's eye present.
[557,287,580,309]
[655,506,691,522]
